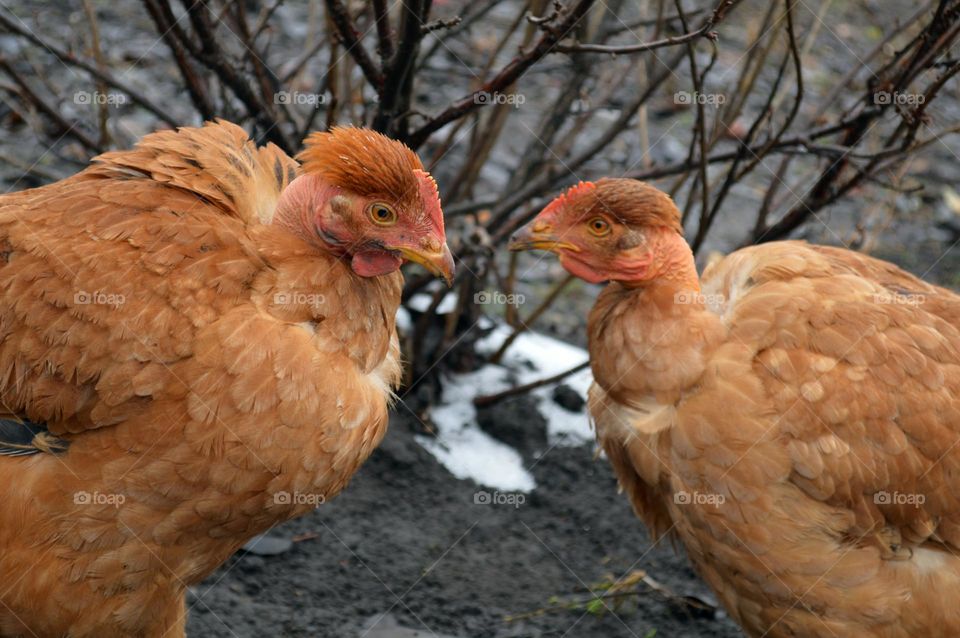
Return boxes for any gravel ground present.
[188,411,742,638]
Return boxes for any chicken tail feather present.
[0,416,68,456]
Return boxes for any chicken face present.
[277,127,454,284]
[509,178,685,286]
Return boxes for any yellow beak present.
[507,222,579,253]
[399,244,456,286]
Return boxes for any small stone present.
[241,534,294,556]
[552,384,585,412]
[476,394,547,453]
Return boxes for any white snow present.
[406,291,458,314]
[474,324,594,444]
[395,307,412,333]
[405,314,595,493]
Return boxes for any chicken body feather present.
[0,122,405,636]
[510,178,960,637]
[590,241,960,637]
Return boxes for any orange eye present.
[368,203,397,226]
[587,217,611,236]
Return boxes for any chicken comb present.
[541,181,597,218]
[414,169,444,231]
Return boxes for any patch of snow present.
[412,320,595,493]
[406,291,458,314]
[415,431,535,493]
[396,307,412,333]
[416,361,536,492]
[475,324,594,444]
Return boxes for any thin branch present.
[692,0,802,251]
[422,16,462,34]
[324,0,385,91]
[80,0,110,147]
[489,274,575,364]
[753,1,960,243]
[0,58,101,153]
[488,47,687,244]
[141,0,217,120]
[280,37,328,85]
[603,6,707,36]
[0,9,180,127]
[372,0,395,63]
[473,361,590,408]
[407,0,596,149]
[252,0,285,40]
[375,0,430,137]
[553,0,734,54]
[232,0,289,127]
[418,0,502,69]
[675,0,711,238]
[444,105,908,224]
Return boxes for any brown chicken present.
[0,120,453,637]
[510,178,960,637]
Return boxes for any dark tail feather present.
[0,417,68,456]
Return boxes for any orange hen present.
[0,120,453,637]
[510,177,960,637]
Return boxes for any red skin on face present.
[273,172,444,279]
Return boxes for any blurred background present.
[1,1,958,636]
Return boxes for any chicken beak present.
[399,244,456,286]
[508,221,579,253]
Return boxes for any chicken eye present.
[587,217,611,237]
[368,203,397,226]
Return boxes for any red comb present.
[541,181,596,217]
[414,169,444,231]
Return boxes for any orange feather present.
[0,121,424,636]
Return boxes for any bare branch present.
[80,0,110,147]
[0,9,180,127]
[473,361,590,408]
[374,0,430,137]
[407,0,596,149]
[372,0,395,63]
[0,58,101,153]
[422,16,462,34]
[141,0,217,120]
[323,0,385,92]
[553,0,735,54]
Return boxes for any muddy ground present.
[188,408,742,638]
